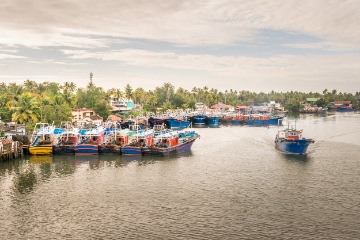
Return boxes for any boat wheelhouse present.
[29,123,55,155]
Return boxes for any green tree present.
[11,93,38,124]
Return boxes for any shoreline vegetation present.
[0,79,359,130]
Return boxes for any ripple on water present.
[1,113,360,239]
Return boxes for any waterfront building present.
[109,97,135,113]
[72,108,103,124]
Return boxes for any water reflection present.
[13,165,37,194]
[28,155,53,164]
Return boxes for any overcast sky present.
[0,0,359,93]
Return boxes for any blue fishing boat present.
[336,107,354,112]
[121,129,154,156]
[191,114,207,125]
[246,114,283,126]
[275,125,314,155]
[164,116,190,129]
[75,128,104,155]
[206,115,219,126]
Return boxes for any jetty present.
[0,137,23,161]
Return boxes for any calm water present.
[1,113,360,239]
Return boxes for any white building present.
[72,108,103,124]
[109,97,135,112]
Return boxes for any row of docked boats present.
[148,112,284,129]
[28,122,199,156]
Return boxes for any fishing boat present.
[191,114,207,125]
[121,129,155,156]
[206,115,220,126]
[275,122,315,155]
[99,128,129,154]
[336,106,354,112]
[148,116,166,128]
[148,130,199,156]
[75,127,104,155]
[246,114,283,126]
[53,130,81,154]
[164,116,191,129]
[29,123,55,155]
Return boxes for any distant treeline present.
[0,80,359,127]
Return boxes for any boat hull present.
[165,118,190,129]
[275,139,314,154]
[336,107,354,112]
[53,145,75,154]
[74,144,99,155]
[148,117,166,128]
[206,116,219,126]
[29,145,53,155]
[191,115,206,125]
[121,146,150,156]
[98,145,121,154]
[246,117,283,126]
[147,138,196,156]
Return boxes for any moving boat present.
[275,123,314,155]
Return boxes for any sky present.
[0,0,360,93]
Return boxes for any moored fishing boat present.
[206,115,219,126]
[164,116,191,129]
[75,127,104,155]
[99,128,129,154]
[336,106,354,112]
[148,116,166,128]
[246,114,283,126]
[148,130,199,156]
[121,129,154,156]
[275,123,314,154]
[191,114,207,125]
[53,130,81,154]
[29,123,55,155]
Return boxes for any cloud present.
[0,53,26,59]
[61,48,360,82]
[0,0,359,50]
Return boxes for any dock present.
[0,137,24,161]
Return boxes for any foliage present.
[0,79,359,127]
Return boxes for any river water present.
[1,113,360,239]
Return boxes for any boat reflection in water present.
[28,155,53,164]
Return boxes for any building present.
[72,108,103,124]
[109,97,135,113]
[211,102,235,111]
[267,101,285,112]
[83,115,103,125]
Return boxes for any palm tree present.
[33,83,47,121]
[63,82,77,93]
[12,93,38,124]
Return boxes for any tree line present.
[0,80,359,128]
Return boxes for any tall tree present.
[12,93,38,124]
